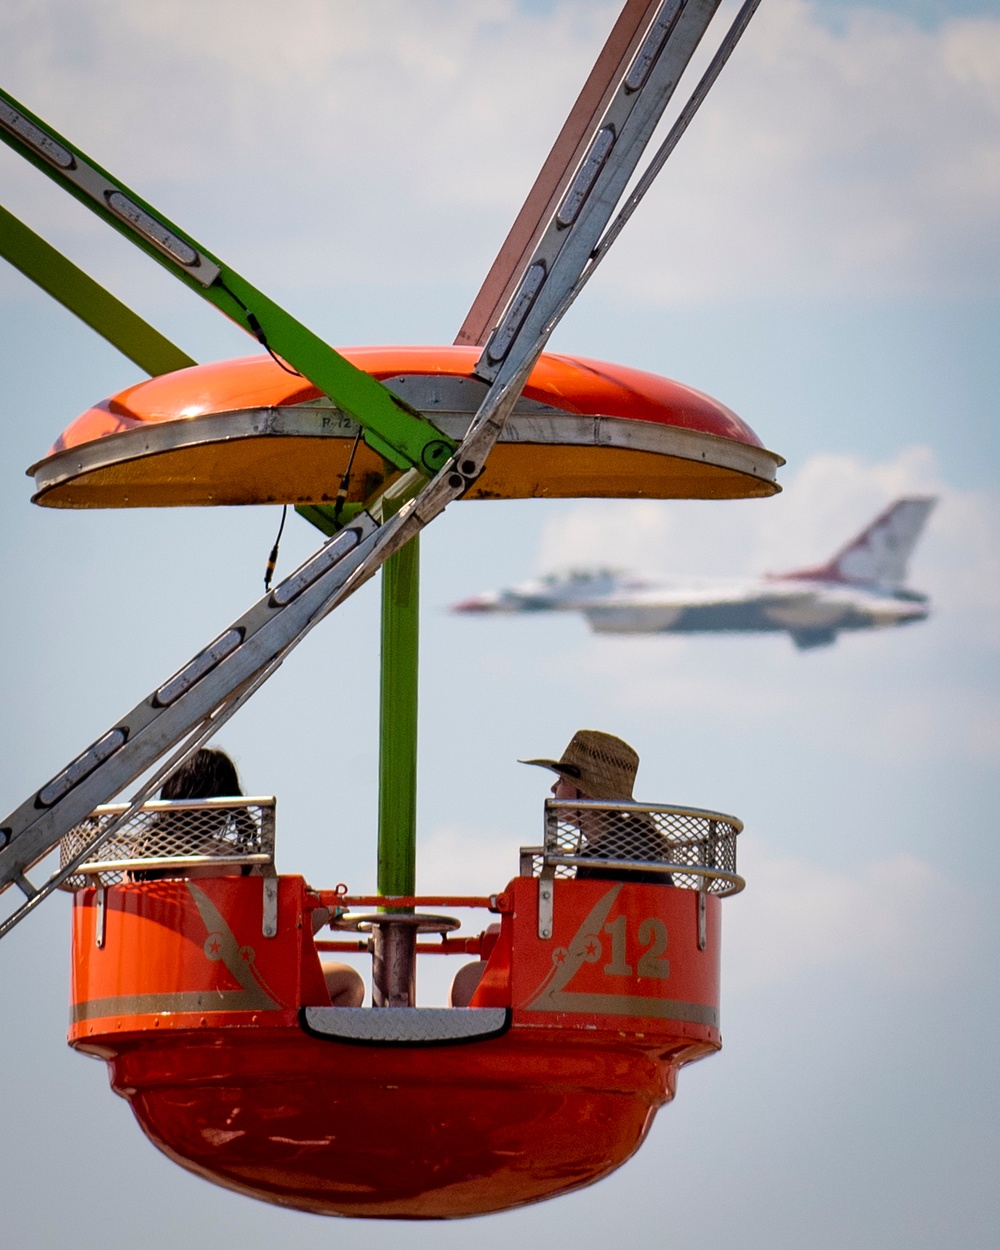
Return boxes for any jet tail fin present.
[780,497,936,589]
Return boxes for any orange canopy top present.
[31,346,782,507]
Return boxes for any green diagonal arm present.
[0,205,196,376]
[0,88,456,474]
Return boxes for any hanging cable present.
[263,505,288,590]
[334,425,364,524]
[220,281,302,376]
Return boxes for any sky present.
[1,1,998,1247]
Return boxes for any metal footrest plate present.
[302,1006,509,1046]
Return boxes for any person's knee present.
[322,961,365,1007]
[450,960,487,1007]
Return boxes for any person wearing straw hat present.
[520,729,639,804]
[450,729,672,1005]
[520,730,670,885]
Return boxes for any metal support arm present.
[0,88,456,475]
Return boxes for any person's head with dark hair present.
[160,748,243,801]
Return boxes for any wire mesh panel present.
[530,799,744,895]
[58,797,276,888]
[519,848,576,880]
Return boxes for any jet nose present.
[451,595,497,613]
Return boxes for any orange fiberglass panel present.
[69,875,330,1038]
[30,347,783,507]
[69,873,723,1219]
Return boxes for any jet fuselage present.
[452,498,936,650]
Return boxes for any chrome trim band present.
[32,401,781,498]
[72,987,277,1022]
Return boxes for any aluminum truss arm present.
[556,0,764,321]
[475,0,722,389]
[0,509,385,934]
[455,0,664,348]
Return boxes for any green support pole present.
[377,529,420,899]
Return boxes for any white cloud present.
[607,0,1000,302]
[0,0,611,290]
[417,823,516,895]
[565,626,1000,762]
[536,498,684,576]
[725,841,976,992]
[0,0,997,301]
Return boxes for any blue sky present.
[1,2,998,1247]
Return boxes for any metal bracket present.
[538,870,555,940]
[262,875,278,938]
[697,890,707,951]
[95,885,106,949]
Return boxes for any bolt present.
[422,440,453,472]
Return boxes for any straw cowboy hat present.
[520,730,638,801]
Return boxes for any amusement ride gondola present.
[0,0,781,1220]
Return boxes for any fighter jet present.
[452,498,936,650]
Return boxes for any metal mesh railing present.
[520,799,744,896]
[58,797,276,888]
